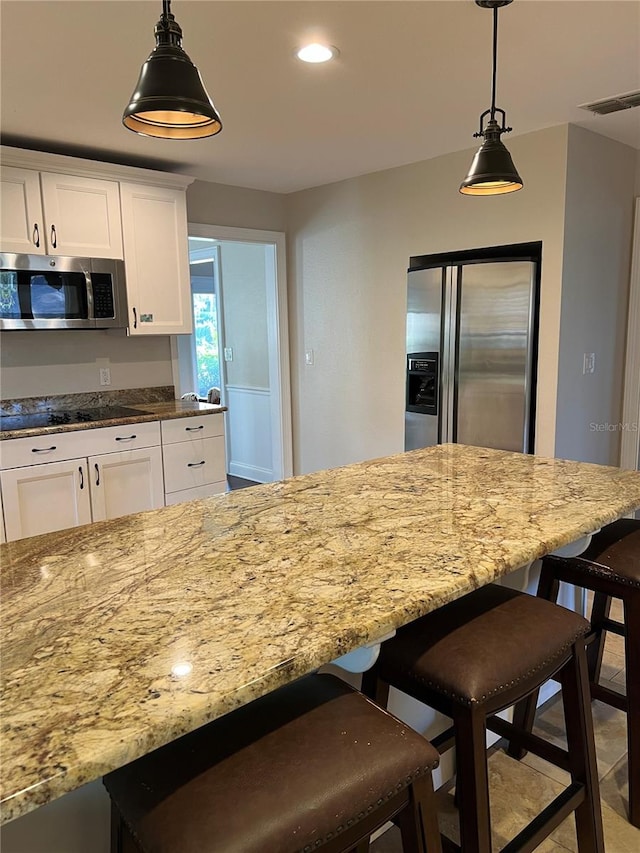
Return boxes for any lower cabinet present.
[0,423,164,542]
[161,414,227,504]
[89,447,164,522]
[1,458,92,541]
[0,414,227,542]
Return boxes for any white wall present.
[555,127,636,465]
[0,330,172,399]
[285,126,569,474]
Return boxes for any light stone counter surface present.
[0,401,226,441]
[1,444,640,823]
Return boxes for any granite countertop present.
[0,400,227,441]
[1,444,640,823]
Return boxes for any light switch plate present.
[224,347,233,362]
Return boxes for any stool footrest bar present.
[487,715,571,772]
[590,683,627,711]
[500,783,585,853]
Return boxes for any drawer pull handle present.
[33,223,40,248]
[115,435,137,441]
[187,460,206,467]
[95,463,100,486]
[79,466,84,490]
[51,224,57,249]
[32,446,57,453]
[185,425,204,431]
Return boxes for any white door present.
[0,166,45,254]
[40,172,123,258]
[1,460,91,541]
[120,182,192,335]
[89,447,164,522]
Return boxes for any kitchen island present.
[2,444,640,825]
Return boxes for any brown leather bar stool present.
[509,518,640,828]
[362,584,604,853]
[104,672,443,853]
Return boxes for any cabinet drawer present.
[162,436,226,493]
[76,421,160,456]
[161,414,224,445]
[0,421,160,469]
[164,481,227,506]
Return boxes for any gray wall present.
[0,331,172,399]
[187,180,286,232]
[220,243,270,389]
[555,126,636,464]
[284,125,570,474]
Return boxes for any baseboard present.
[228,461,273,484]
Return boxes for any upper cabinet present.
[120,183,192,335]
[1,166,123,258]
[0,146,195,335]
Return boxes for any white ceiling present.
[1,1,639,193]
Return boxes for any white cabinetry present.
[1,459,92,541]
[161,415,227,505]
[89,446,164,522]
[119,183,192,335]
[0,422,163,542]
[0,146,194,335]
[0,166,123,258]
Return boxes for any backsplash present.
[0,386,175,416]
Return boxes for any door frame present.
[620,197,640,470]
[171,224,293,481]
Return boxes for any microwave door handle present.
[84,269,95,325]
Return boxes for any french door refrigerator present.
[405,243,540,454]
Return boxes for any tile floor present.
[371,596,637,852]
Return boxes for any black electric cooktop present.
[0,406,146,433]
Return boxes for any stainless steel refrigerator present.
[405,243,540,454]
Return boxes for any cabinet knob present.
[33,223,40,248]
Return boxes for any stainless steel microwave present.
[0,253,128,330]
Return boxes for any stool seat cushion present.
[375,585,589,710]
[104,673,439,853]
[573,519,640,588]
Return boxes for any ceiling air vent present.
[579,90,640,116]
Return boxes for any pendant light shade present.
[460,1,522,196]
[123,1,222,140]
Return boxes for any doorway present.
[171,225,292,483]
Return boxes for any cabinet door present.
[120,182,192,335]
[0,166,45,254]
[0,460,91,542]
[89,446,164,522]
[40,172,123,258]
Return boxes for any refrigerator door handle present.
[441,267,458,444]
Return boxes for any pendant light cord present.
[163,0,171,18]
[490,6,498,121]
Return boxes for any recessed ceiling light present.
[296,43,339,64]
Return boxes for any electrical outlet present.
[224,347,233,362]
[583,353,596,375]
[99,367,111,386]
[305,349,314,366]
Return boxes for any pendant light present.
[460,0,522,195]
[123,0,222,140]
